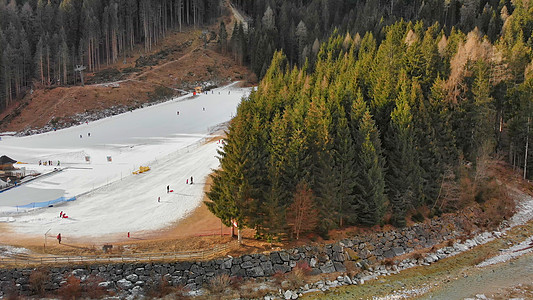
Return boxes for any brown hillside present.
[0,26,255,133]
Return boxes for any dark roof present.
[0,155,17,164]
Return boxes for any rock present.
[475,294,487,299]
[292,292,298,299]
[453,243,468,252]
[279,252,290,262]
[284,290,293,299]
[134,268,145,275]
[126,274,138,282]
[344,275,352,285]
[392,247,405,256]
[98,281,112,289]
[270,252,283,264]
[116,279,133,290]
[310,257,317,268]
[333,262,347,272]
[134,281,145,287]
[246,266,264,277]
[319,261,336,273]
[383,250,395,258]
[222,258,233,269]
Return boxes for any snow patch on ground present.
[0,245,29,258]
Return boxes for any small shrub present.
[286,262,311,289]
[206,273,231,294]
[145,277,173,298]
[383,258,396,267]
[29,268,49,296]
[411,210,425,223]
[83,275,108,299]
[411,252,423,261]
[294,261,312,276]
[230,276,244,289]
[58,275,82,300]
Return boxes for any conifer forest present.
[1,0,533,240]
[207,0,533,239]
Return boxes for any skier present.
[57,233,62,244]
[57,160,60,166]
[128,232,130,238]
[190,176,193,184]
[167,185,170,193]
[59,211,63,218]
[158,197,160,203]
[88,132,90,137]
[203,107,205,111]
[39,160,42,166]
[177,111,180,115]
[80,134,82,138]
[186,179,188,184]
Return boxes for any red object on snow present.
[169,190,174,192]
[62,215,68,218]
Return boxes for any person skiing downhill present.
[190,176,193,184]
[167,185,170,193]
[57,233,62,244]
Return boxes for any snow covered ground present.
[0,83,250,237]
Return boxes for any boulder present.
[116,279,133,290]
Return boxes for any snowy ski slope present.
[0,83,250,237]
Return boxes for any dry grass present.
[28,268,49,296]
[57,275,82,300]
[206,273,232,294]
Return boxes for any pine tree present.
[385,73,422,227]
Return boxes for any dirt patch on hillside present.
[0,26,255,134]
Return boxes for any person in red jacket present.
[57,233,62,244]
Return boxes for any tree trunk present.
[524,116,530,179]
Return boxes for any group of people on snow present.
[39,160,60,166]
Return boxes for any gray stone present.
[320,261,336,273]
[279,252,290,262]
[310,257,318,268]
[98,281,112,289]
[260,261,273,275]
[334,262,346,272]
[134,281,145,287]
[222,258,233,269]
[392,247,405,256]
[284,290,293,299]
[242,255,252,262]
[246,266,264,277]
[116,279,133,290]
[383,250,395,258]
[126,274,138,282]
[134,268,145,275]
[273,264,291,274]
[270,252,283,264]
[241,261,254,269]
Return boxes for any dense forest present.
[229,0,517,79]
[0,0,220,110]
[207,1,533,240]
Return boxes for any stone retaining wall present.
[0,214,477,297]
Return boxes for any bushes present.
[57,275,82,299]
[206,273,232,294]
[29,268,49,296]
